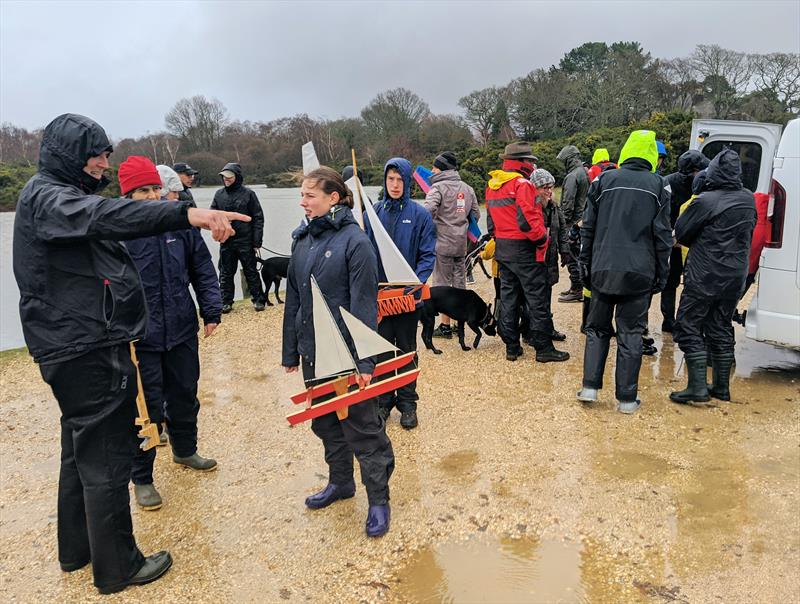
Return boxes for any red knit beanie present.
[118,156,161,196]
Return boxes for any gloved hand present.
[568,224,581,243]
[651,279,667,294]
[579,261,591,290]
[479,233,492,245]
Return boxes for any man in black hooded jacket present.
[670,149,756,405]
[211,162,266,311]
[556,144,590,302]
[12,113,248,594]
[660,150,710,332]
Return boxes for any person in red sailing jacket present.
[485,142,570,363]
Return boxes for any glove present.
[479,233,492,245]
[568,225,581,243]
[651,279,666,294]
[579,261,591,291]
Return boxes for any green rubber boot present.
[708,352,735,401]
[670,351,711,405]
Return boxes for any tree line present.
[1,42,798,210]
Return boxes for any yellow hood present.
[591,148,610,164]
[618,130,658,172]
[488,170,523,190]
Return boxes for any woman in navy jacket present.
[119,157,222,512]
[282,167,394,538]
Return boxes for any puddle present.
[438,450,479,476]
[395,535,587,603]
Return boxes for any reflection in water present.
[395,536,586,604]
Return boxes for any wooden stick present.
[129,343,159,451]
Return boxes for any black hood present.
[38,113,113,193]
[692,169,708,195]
[705,149,743,191]
[677,150,710,175]
[221,162,244,190]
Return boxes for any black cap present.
[173,162,198,175]
[433,151,458,171]
[341,165,364,183]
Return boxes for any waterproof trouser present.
[497,257,553,352]
[673,288,738,355]
[218,244,265,305]
[582,291,649,402]
[131,336,201,485]
[302,361,395,505]
[660,248,683,324]
[566,223,582,290]
[39,344,145,591]
[375,309,420,413]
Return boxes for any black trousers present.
[582,291,649,402]
[302,361,395,505]
[131,336,201,485]
[218,244,264,304]
[39,344,145,591]
[497,257,553,351]
[375,309,420,413]
[566,223,582,290]
[673,288,738,355]
[660,248,684,323]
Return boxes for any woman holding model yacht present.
[281,167,394,537]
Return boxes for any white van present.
[690,118,800,350]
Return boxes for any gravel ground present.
[1,273,798,604]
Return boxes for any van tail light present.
[766,178,786,249]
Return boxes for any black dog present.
[421,286,497,354]
[256,256,290,306]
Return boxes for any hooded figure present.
[365,157,436,429]
[12,113,204,593]
[659,150,711,332]
[587,148,615,182]
[556,144,590,300]
[670,150,756,406]
[577,130,672,414]
[210,162,266,310]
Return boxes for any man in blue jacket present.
[367,158,436,429]
[118,156,223,511]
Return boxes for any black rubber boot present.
[708,352,735,401]
[670,352,711,405]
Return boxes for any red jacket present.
[485,169,548,261]
[748,192,770,275]
[588,161,615,182]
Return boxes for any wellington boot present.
[134,483,163,511]
[670,352,711,405]
[708,352,735,401]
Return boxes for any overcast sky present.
[1,0,798,140]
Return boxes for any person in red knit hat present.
[118,156,223,512]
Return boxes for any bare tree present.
[361,88,430,137]
[751,52,800,114]
[165,95,229,152]
[691,45,754,118]
[458,87,504,146]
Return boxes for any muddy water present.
[0,274,798,603]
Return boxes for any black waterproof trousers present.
[582,291,650,402]
[566,223,582,291]
[673,288,738,355]
[39,344,145,591]
[375,309,420,413]
[302,361,395,505]
[497,257,553,351]
[660,248,684,325]
[218,243,265,304]
[131,336,201,485]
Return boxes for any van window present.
[701,141,762,192]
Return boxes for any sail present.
[311,276,356,379]
[340,307,398,359]
[302,141,320,175]
[344,176,364,229]
[362,192,421,284]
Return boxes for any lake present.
[0,185,382,351]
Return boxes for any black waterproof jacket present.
[178,187,196,207]
[557,146,590,225]
[580,158,672,296]
[211,162,264,248]
[282,206,379,375]
[675,149,756,298]
[125,225,221,352]
[664,150,710,227]
[542,201,568,285]
[12,113,192,364]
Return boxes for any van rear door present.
[690,119,782,193]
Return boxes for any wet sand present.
[1,274,798,603]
